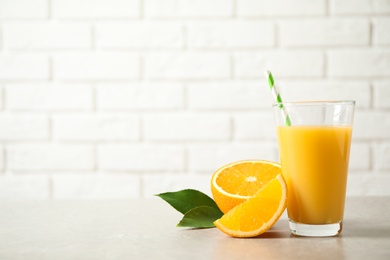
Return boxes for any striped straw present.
[264,70,291,126]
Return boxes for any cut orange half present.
[214,174,287,238]
[211,160,282,213]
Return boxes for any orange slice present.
[211,160,282,213]
[214,174,287,237]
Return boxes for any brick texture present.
[97,144,185,171]
[144,0,233,18]
[0,0,389,199]
[279,19,369,47]
[0,115,49,140]
[373,18,390,46]
[96,22,183,49]
[278,80,371,108]
[328,50,390,77]
[6,83,93,111]
[144,52,230,79]
[52,174,141,199]
[187,82,271,110]
[52,0,140,18]
[0,86,3,110]
[188,143,278,172]
[142,174,211,198]
[96,83,184,110]
[234,51,324,78]
[7,144,94,171]
[237,0,326,17]
[143,113,231,141]
[53,53,139,80]
[53,114,140,141]
[330,0,390,15]
[187,21,274,49]
[0,0,47,19]
[349,143,371,170]
[374,81,390,108]
[4,22,91,50]
[233,112,276,140]
[373,143,390,170]
[0,145,3,171]
[0,176,49,199]
[0,55,49,80]
[354,112,390,139]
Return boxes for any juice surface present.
[277,125,352,224]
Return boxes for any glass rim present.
[272,100,356,107]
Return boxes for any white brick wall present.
[52,174,141,199]
[96,83,184,110]
[279,19,370,47]
[8,144,94,171]
[374,81,390,108]
[144,52,230,79]
[328,50,390,77]
[278,80,371,108]
[144,0,233,18]
[0,145,4,171]
[0,115,49,140]
[0,55,49,80]
[330,0,390,15]
[0,175,49,199]
[187,82,270,110]
[233,112,276,140]
[349,143,371,170]
[354,112,390,139]
[373,143,390,170]
[234,51,324,78]
[187,21,275,49]
[53,53,139,80]
[51,0,140,18]
[0,0,389,199]
[188,143,278,173]
[4,22,92,50]
[97,144,185,171]
[96,22,183,49]
[6,83,93,111]
[143,113,231,141]
[237,0,326,17]
[142,174,211,198]
[0,0,48,19]
[373,18,390,45]
[53,114,140,141]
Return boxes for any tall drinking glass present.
[273,100,355,237]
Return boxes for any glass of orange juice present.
[273,100,355,237]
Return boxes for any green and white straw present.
[264,70,291,126]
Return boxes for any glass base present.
[289,220,343,237]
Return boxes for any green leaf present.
[177,206,223,228]
[155,189,220,215]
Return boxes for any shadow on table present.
[255,228,291,239]
[254,219,291,239]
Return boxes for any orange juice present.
[276,125,352,224]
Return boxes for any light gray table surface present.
[0,197,389,260]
